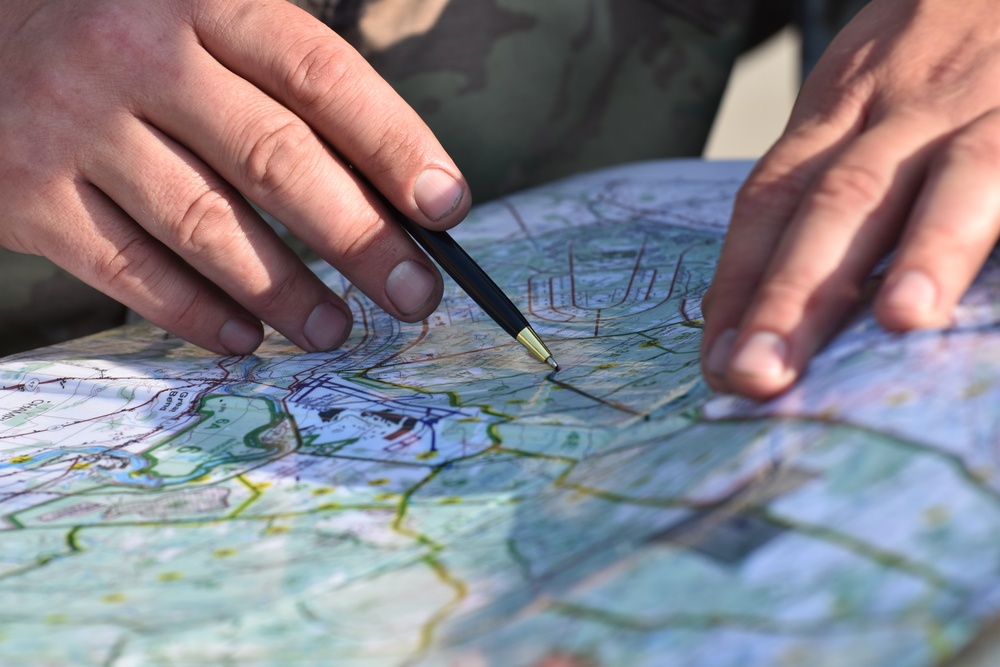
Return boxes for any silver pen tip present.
[546,357,560,371]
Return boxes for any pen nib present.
[517,327,559,370]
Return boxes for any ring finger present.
[81,114,353,352]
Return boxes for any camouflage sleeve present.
[324,0,764,201]
[295,0,869,195]
[305,0,874,198]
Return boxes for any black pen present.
[392,208,559,371]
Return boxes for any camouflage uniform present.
[313,0,771,200]
[0,0,864,356]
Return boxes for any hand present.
[701,0,1000,398]
[0,0,469,355]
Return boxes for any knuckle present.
[710,270,761,299]
[95,235,218,333]
[95,234,161,293]
[336,212,391,265]
[171,190,236,255]
[283,38,354,115]
[757,276,814,308]
[943,129,1000,173]
[14,57,72,112]
[367,120,423,177]
[239,120,317,202]
[733,168,808,223]
[757,272,857,320]
[810,162,887,215]
[95,236,153,291]
[819,76,872,121]
[753,276,818,323]
[914,220,979,260]
[244,266,309,320]
[166,290,214,335]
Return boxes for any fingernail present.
[706,328,738,376]
[730,331,789,380]
[303,302,349,351]
[386,260,438,316]
[414,168,464,221]
[882,270,937,317]
[219,317,263,355]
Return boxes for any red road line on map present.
[665,245,699,301]
[551,238,652,316]
[568,245,578,308]
[0,381,224,442]
[546,376,642,416]
[365,335,644,418]
[680,299,702,325]
[501,200,533,240]
[1,454,85,505]
[352,296,372,353]
[524,275,573,324]
[604,236,647,309]
[375,317,430,369]
[526,276,537,317]
[644,269,658,300]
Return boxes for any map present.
[1,159,999,666]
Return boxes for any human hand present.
[0,0,469,355]
[701,0,1000,398]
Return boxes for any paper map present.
[2,160,999,666]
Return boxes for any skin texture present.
[701,0,1000,399]
[0,0,754,357]
[0,0,470,355]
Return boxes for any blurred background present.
[704,26,799,160]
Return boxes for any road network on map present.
[2,161,1000,667]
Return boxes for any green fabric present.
[342,0,753,200]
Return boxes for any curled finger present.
[82,116,355,352]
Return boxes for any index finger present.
[721,116,937,399]
[701,116,862,391]
[194,0,470,228]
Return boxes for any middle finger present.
[722,115,939,398]
[141,46,444,324]
[82,114,354,351]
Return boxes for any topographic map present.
[2,160,999,666]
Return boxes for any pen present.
[392,208,560,371]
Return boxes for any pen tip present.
[547,357,560,371]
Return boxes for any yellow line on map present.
[416,555,468,654]
[228,475,263,518]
